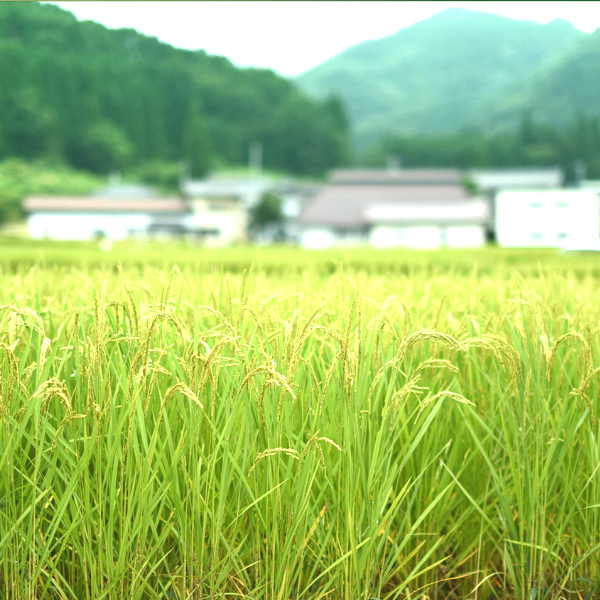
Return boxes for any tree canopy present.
[368,113,600,183]
[0,2,350,177]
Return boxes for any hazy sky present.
[48,1,600,76]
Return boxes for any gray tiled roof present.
[330,169,462,184]
[299,183,472,227]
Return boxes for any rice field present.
[1,242,600,600]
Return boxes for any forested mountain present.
[296,9,587,149]
[0,2,349,176]
[489,29,600,129]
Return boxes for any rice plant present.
[1,246,599,599]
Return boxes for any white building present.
[495,189,600,248]
[468,168,563,192]
[24,197,190,241]
[185,197,247,246]
[468,168,565,241]
[180,177,268,245]
[299,169,490,249]
[24,194,247,246]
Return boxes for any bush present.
[137,161,182,192]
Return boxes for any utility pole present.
[386,154,402,172]
[179,160,191,189]
[574,160,587,186]
[249,141,263,176]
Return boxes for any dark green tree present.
[249,192,285,241]
[184,99,212,179]
[3,87,58,159]
[72,121,133,174]
[265,94,349,176]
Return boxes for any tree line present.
[0,2,349,178]
[367,112,600,183]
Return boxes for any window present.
[192,228,221,239]
[440,227,448,247]
[148,223,186,236]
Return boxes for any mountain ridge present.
[296,9,590,151]
[0,1,349,176]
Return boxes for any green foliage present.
[0,2,350,176]
[70,121,133,174]
[136,161,182,192]
[264,94,349,176]
[249,191,285,240]
[1,86,59,160]
[1,246,600,598]
[0,159,102,223]
[461,175,479,195]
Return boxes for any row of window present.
[530,202,569,208]
[530,232,568,242]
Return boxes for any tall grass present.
[1,249,600,599]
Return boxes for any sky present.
[48,1,600,77]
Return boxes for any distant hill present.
[489,29,600,129]
[296,9,587,150]
[0,2,349,176]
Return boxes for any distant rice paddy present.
[1,243,600,599]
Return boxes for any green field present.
[1,242,600,599]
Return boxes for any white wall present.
[370,225,485,249]
[300,228,337,249]
[445,226,486,248]
[29,213,151,240]
[301,228,370,249]
[495,190,600,248]
[370,226,441,249]
[302,225,486,249]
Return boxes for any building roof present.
[496,189,599,201]
[468,168,563,190]
[329,169,462,185]
[23,196,189,214]
[272,180,322,196]
[181,177,272,203]
[93,183,159,199]
[299,183,474,228]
